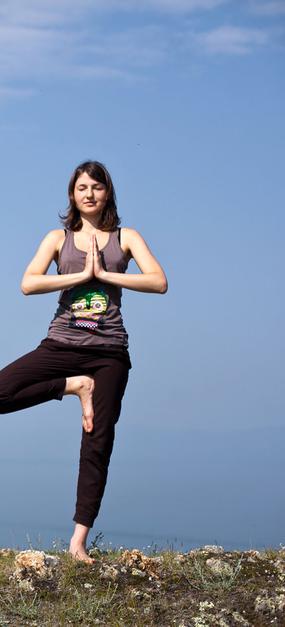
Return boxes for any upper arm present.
[21,229,64,279]
[125,228,167,277]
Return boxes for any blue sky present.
[0,0,284,551]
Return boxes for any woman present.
[0,160,168,563]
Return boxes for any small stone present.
[0,548,14,556]
[232,610,251,626]
[199,600,215,610]
[99,564,119,580]
[143,606,151,614]
[131,567,146,577]
[244,550,262,560]
[119,548,161,579]
[174,553,187,563]
[202,545,225,554]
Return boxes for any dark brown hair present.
[59,160,121,231]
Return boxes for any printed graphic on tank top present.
[69,287,109,331]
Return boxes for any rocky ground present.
[1,543,285,625]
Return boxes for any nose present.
[86,186,94,198]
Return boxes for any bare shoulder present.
[120,227,144,261]
[33,228,65,251]
[121,227,150,247]
[121,227,144,246]
[122,227,140,237]
[46,228,66,242]
[44,229,66,263]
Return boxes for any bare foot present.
[64,375,95,433]
[69,539,96,564]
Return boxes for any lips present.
[71,318,99,330]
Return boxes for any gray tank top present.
[47,228,130,347]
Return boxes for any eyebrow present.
[76,182,103,186]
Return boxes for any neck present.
[80,216,102,232]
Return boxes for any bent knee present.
[0,387,13,413]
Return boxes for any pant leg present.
[0,343,71,413]
[73,358,130,528]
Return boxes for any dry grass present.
[0,539,285,626]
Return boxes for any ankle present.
[70,536,85,548]
[70,523,90,546]
[64,376,83,396]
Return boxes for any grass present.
[0,538,285,626]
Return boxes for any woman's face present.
[73,171,108,217]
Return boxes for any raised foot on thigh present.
[64,375,95,433]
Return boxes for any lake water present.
[0,521,281,555]
[1,423,285,556]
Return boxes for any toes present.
[82,415,94,433]
[69,550,95,563]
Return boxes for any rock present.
[217,608,251,626]
[99,563,120,581]
[244,549,264,561]
[10,550,60,592]
[119,549,162,579]
[255,589,285,614]
[0,548,14,556]
[275,559,285,574]
[131,567,146,577]
[187,545,225,557]
[202,545,225,554]
[174,553,187,564]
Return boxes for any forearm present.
[99,270,168,293]
[21,271,88,295]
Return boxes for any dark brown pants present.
[0,337,131,528]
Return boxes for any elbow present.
[159,277,168,294]
[21,272,36,295]
[21,279,31,295]
[21,284,29,295]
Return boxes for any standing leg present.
[70,358,130,560]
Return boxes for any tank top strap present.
[107,228,121,248]
[108,229,120,243]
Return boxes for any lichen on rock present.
[119,548,162,579]
[254,588,285,614]
[10,549,60,592]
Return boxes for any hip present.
[39,337,132,369]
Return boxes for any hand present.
[82,235,95,281]
[93,235,106,280]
